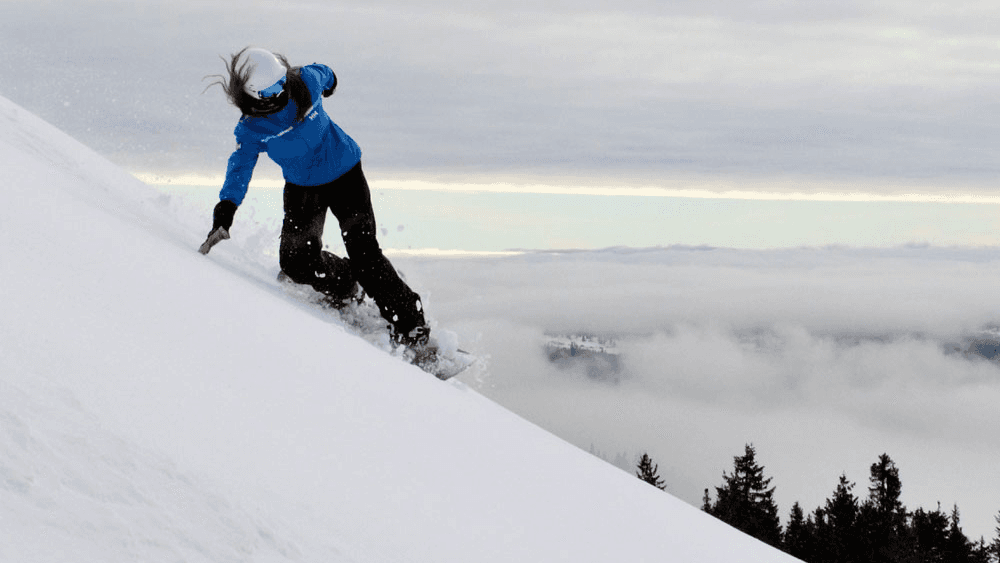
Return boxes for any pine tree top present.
[636,453,666,490]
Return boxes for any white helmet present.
[239,48,287,100]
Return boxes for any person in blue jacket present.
[201,47,429,348]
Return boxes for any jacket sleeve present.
[219,131,264,206]
[305,63,337,96]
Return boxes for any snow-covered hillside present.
[0,94,800,561]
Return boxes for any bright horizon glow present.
[132,172,1000,204]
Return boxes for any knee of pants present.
[279,242,320,283]
[343,229,381,262]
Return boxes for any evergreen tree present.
[968,538,991,563]
[911,504,950,563]
[817,474,863,563]
[810,506,830,562]
[867,455,904,514]
[635,452,666,490]
[859,453,908,563]
[990,511,1000,563]
[705,444,783,548]
[782,502,814,561]
[944,505,973,563]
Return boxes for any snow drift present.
[0,94,799,562]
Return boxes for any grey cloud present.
[4,0,1000,191]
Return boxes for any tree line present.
[636,445,999,562]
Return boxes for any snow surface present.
[0,94,799,561]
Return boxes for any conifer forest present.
[638,445,1000,562]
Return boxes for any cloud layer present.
[392,246,1000,539]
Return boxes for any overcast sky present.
[4,0,1000,196]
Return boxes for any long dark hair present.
[205,47,313,122]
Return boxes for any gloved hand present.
[199,200,237,255]
[322,72,338,97]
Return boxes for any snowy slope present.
[0,95,800,562]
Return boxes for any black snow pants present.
[279,162,425,336]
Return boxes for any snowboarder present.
[200,47,429,348]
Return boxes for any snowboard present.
[277,274,476,380]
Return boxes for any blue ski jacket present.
[219,63,362,205]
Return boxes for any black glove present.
[199,200,237,255]
[322,72,338,97]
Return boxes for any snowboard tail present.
[405,338,477,381]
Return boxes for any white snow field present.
[0,95,800,561]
